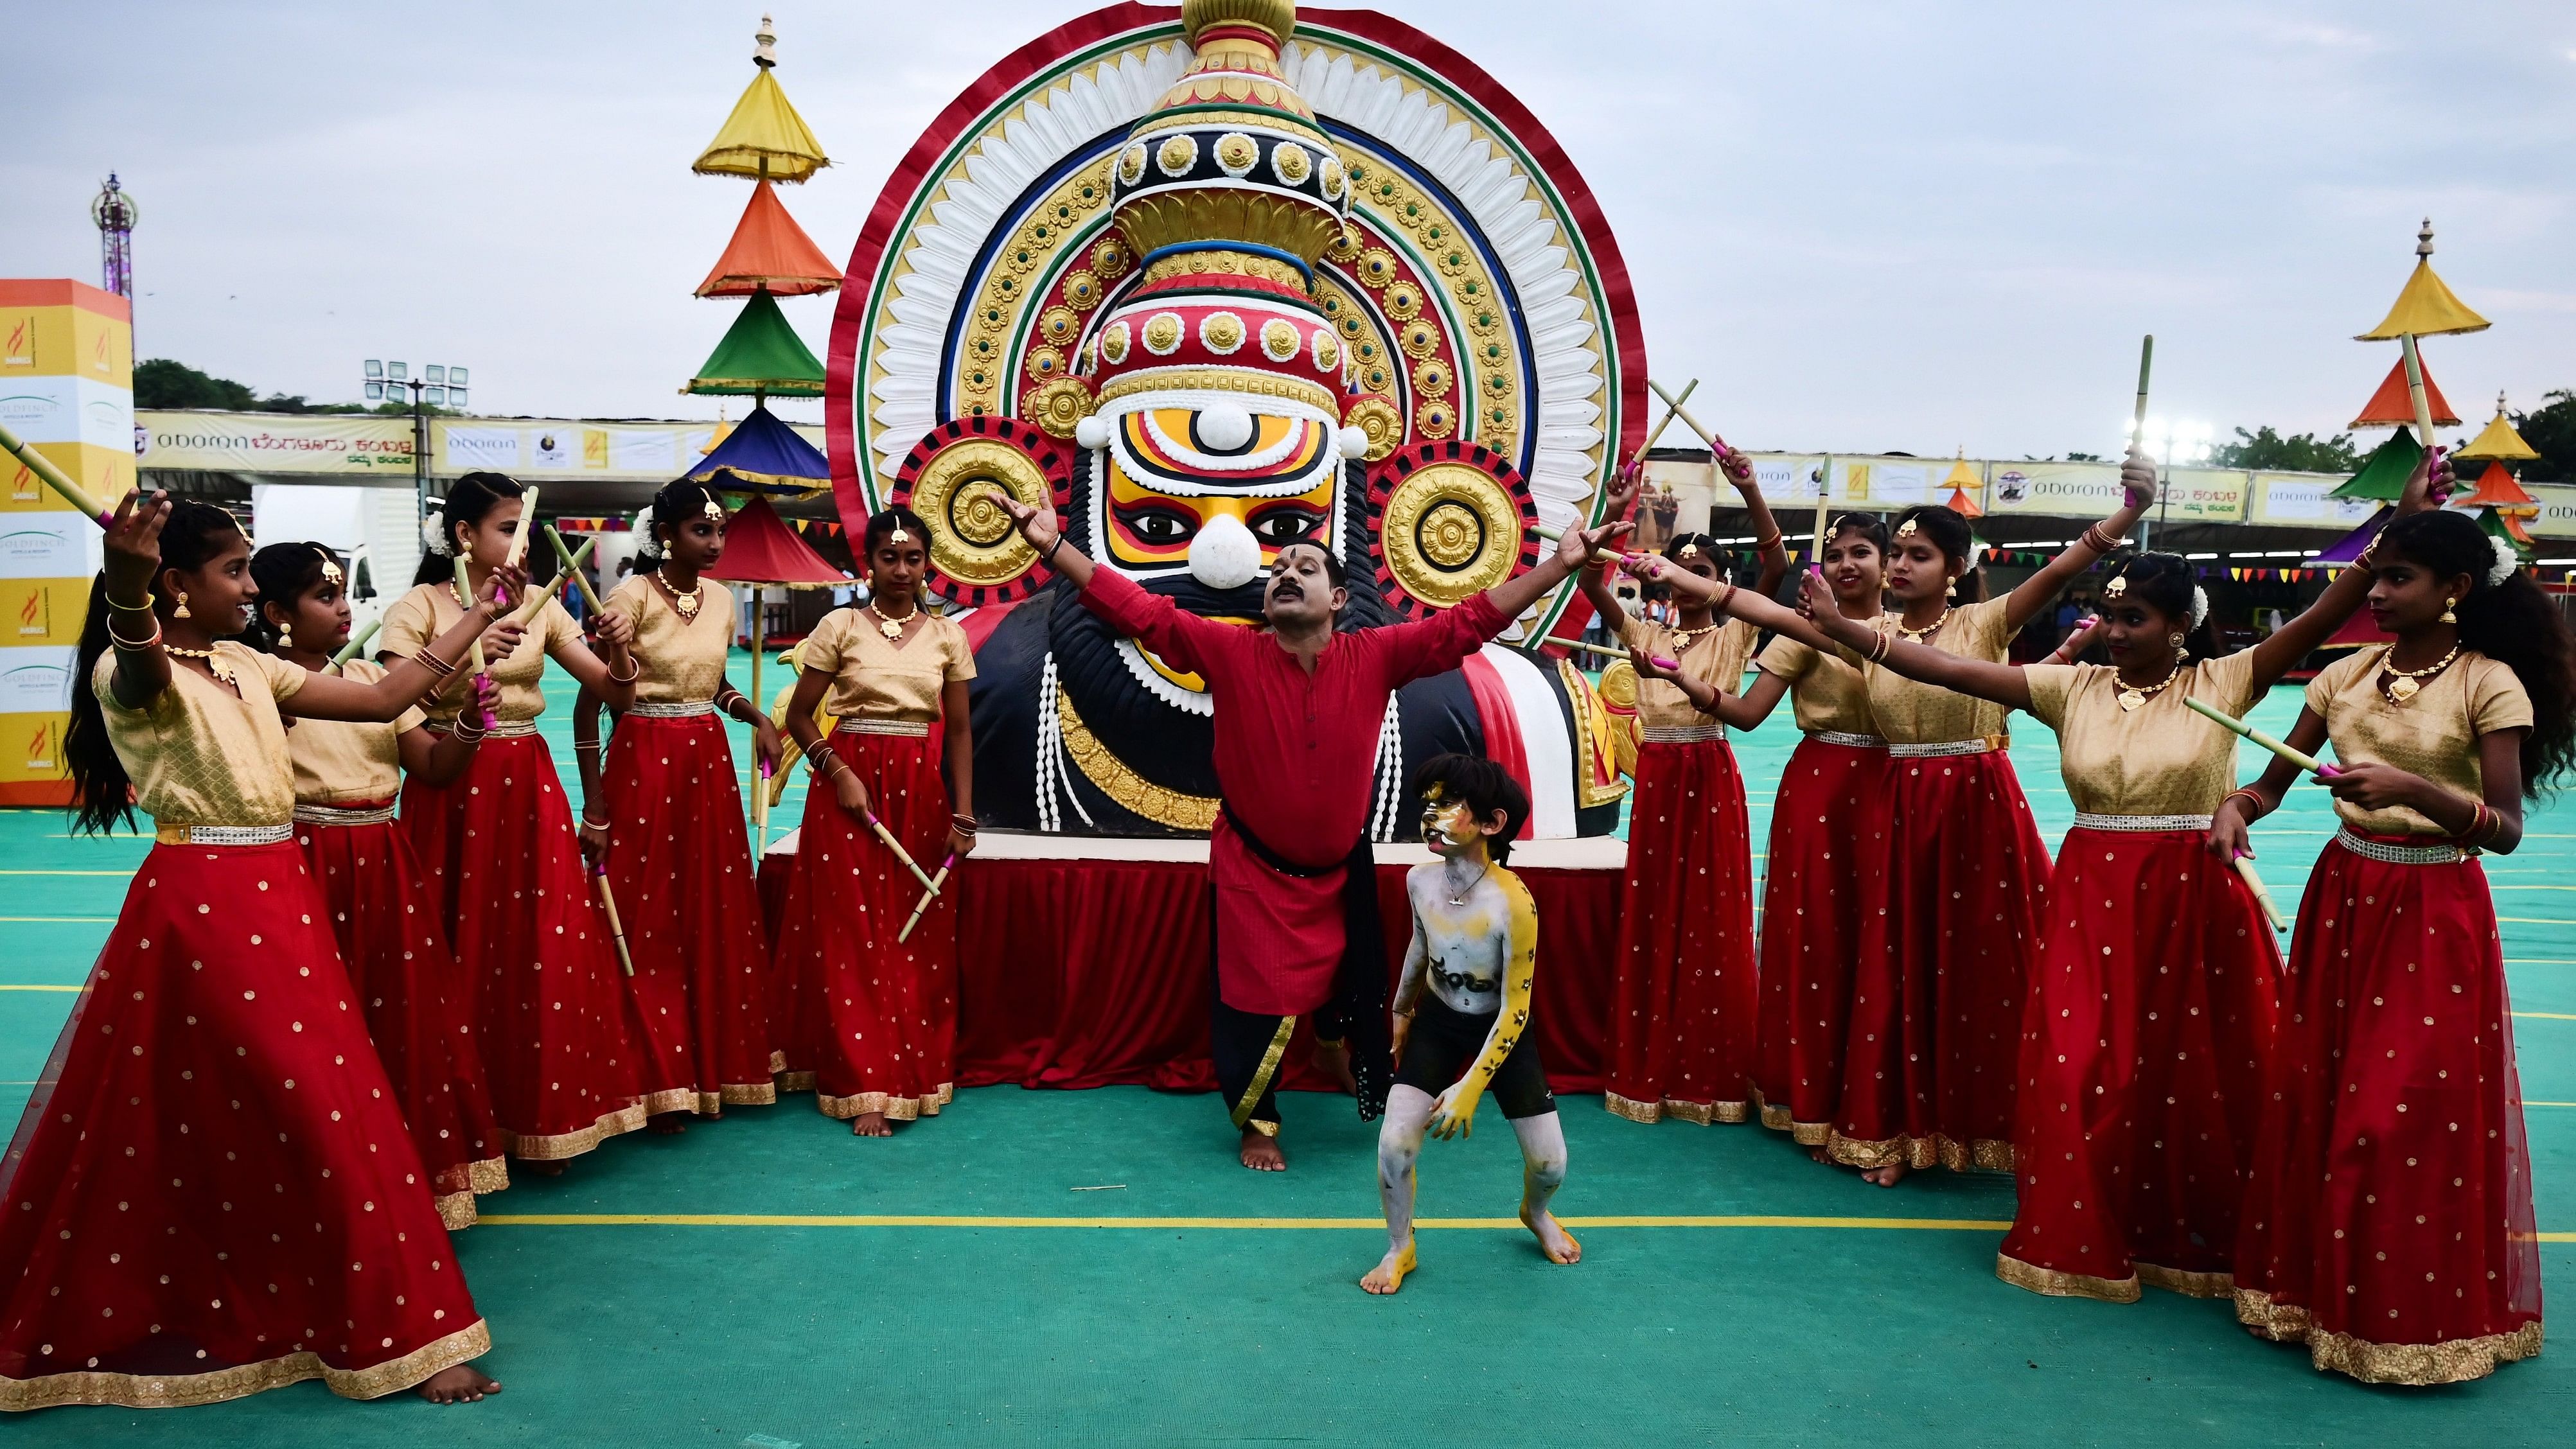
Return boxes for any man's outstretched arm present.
[1381,517,1636,686]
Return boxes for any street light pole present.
[409,376,430,529]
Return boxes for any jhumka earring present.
[2440,599,2458,624]
[280,619,294,649]
[173,590,191,620]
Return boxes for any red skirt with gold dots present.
[1828,744,2051,1172]
[773,725,958,1123]
[1751,733,1893,1145]
[0,838,486,1411]
[601,711,780,1114]
[1995,825,2279,1303]
[1603,730,1758,1125]
[296,804,509,1228]
[400,731,658,1158]
[2231,832,2542,1385]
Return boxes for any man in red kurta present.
[1005,496,1625,1168]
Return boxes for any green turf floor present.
[3,656,2570,1445]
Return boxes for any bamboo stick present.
[2182,695,2338,776]
[897,852,957,944]
[0,420,112,527]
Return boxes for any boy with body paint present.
[1361,755,1580,1294]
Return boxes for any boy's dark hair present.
[1409,752,1531,863]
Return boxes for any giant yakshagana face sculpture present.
[828,0,1647,838]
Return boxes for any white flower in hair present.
[2487,535,2518,587]
[2189,585,2209,629]
[631,504,662,560]
[419,507,452,557]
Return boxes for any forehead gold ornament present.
[890,523,911,544]
[702,497,725,522]
[1677,541,1700,559]
[1894,518,1920,540]
[317,554,344,586]
[2105,575,2129,598]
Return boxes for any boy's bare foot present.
[1239,1126,1285,1171]
[1312,1039,1357,1094]
[1862,1162,1908,1188]
[1521,1204,1582,1264]
[518,1159,565,1178]
[416,1364,501,1403]
[1808,1146,1832,1164]
[1359,1240,1416,1294]
[851,1111,892,1137]
[648,1112,688,1136]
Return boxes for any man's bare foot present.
[1312,1039,1357,1094]
[518,1159,565,1178]
[1522,1204,1582,1264]
[1862,1162,1909,1188]
[1239,1127,1285,1171]
[648,1112,689,1136]
[416,1364,501,1403]
[1359,1240,1416,1294]
[851,1111,893,1137]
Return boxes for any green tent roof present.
[2330,426,2422,501]
[2473,504,2536,563]
[684,287,825,398]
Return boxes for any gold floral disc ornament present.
[887,416,1075,606]
[1366,441,1542,620]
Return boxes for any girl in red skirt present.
[382,471,656,1173]
[2214,506,2568,1385]
[571,480,786,1125]
[1654,453,2159,1184]
[251,541,510,1229]
[3,493,510,1409]
[1580,457,1786,1125]
[775,507,979,1136]
[1793,453,2425,1300]
[1707,514,1893,1157]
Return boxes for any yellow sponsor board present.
[1,579,88,647]
[0,285,133,384]
[3,440,136,515]
[0,710,69,804]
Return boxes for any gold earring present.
[280,619,293,649]
[2440,599,2457,624]
[2167,631,2185,650]
[173,589,190,620]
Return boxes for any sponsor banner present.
[2247,473,2386,529]
[4,440,136,515]
[436,421,720,481]
[1986,462,2118,517]
[2526,484,2576,541]
[0,375,135,452]
[0,710,71,799]
[138,412,416,476]
[2,579,87,648]
[0,301,133,384]
[0,645,76,714]
[0,513,100,580]
[1747,455,1833,507]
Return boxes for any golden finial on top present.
[754,13,777,69]
[1183,0,1298,49]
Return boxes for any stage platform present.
[759,827,1628,1095]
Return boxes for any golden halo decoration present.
[1214,132,1260,176]
[1142,312,1186,355]
[1400,318,1442,359]
[1412,358,1453,399]
[1022,378,1095,439]
[909,437,1054,588]
[1062,269,1103,312]
[1260,317,1302,362]
[1379,462,1522,610]
[1342,394,1404,461]
[1355,247,1400,288]
[1318,155,1346,202]
[1039,306,1082,347]
[1323,224,1361,263]
[1156,134,1199,177]
[1311,330,1341,374]
[1099,321,1133,365]
[1117,145,1148,186]
[1024,344,1066,382]
[1271,142,1312,186]
[1418,401,1456,439]
[1091,238,1132,279]
[1382,281,1423,322]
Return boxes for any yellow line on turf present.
[475,1212,2014,1231]
[2514,1012,2576,1021]
[0,985,79,992]
[2497,918,2576,927]
[0,918,114,924]
[0,870,131,877]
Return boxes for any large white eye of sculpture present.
[1194,401,1255,453]
[1189,512,1261,590]
[1075,415,1113,450]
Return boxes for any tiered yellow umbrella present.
[2453,392,2544,560]
[2355,219,2489,460]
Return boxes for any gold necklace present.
[2379,642,2459,705]
[867,599,919,641]
[2116,656,2186,712]
[165,642,237,685]
[1894,606,1952,642]
[1667,622,1722,647]
[657,568,702,622]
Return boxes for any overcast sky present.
[8,1,2570,459]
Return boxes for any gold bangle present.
[1753,534,1783,553]
[414,647,459,678]
[107,591,156,613]
[1867,631,1892,663]
[107,616,161,651]
[606,657,640,685]
[2221,787,2264,819]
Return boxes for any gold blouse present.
[2024,650,2261,817]
[606,573,737,704]
[1756,633,1879,737]
[91,642,303,828]
[2306,645,2532,837]
[1614,613,1758,730]
[286,659,425,805]
[379,582,584,728]
[799,606,977,723]
[1860,595,2017,746]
